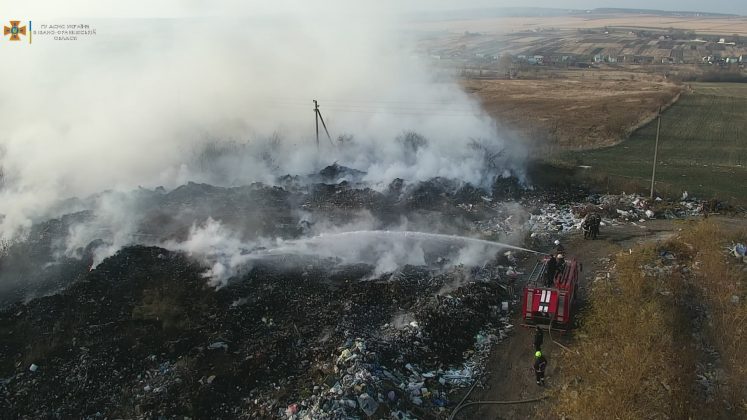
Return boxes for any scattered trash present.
[28,364,38,372]
[357,393,378,416]
[285,403,299,416]
[732,243,746,258]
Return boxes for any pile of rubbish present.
[0,245,513,418]
[586,193,707,221]
[2,164,739,418]
[524,192,715,242]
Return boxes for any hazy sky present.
[420,1,746,15]
[3,0,745,18]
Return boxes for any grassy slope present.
[556,83,747,201]
[549,220,747,419]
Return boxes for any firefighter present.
[591,213,601,239]
[556,253,566,272]
[533,326,544,351]
[544,255,557,286]
[534,350,547,386]
[582,216,593,239]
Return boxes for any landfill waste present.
[0,243,515,418]
[0,170,732,418]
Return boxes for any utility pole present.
[313,99,333,149]
[650,107,662,199]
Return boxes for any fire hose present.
[448,292,575,419]
[448,395,549,420]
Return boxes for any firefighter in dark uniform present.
[544,255,557,287]
[534,350,547,386]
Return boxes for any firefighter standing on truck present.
[544,254,557,286]
[534,351,547,386]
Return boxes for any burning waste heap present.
[0,165,531,419]
[0,159,722,419]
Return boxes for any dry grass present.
[466,77,681,153]
[549,220,747,419]
[550,247,693,419]
[411,14,747,36]
[678,222,747,410]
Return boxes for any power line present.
[313,100,334,149]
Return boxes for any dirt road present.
[453,219,681,419]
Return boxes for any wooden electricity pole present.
[313,100,333,149]
[650,107,662,199]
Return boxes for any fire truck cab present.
[521,256,580,330]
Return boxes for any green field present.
[557,83,747,202]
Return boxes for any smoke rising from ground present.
[168,218,510,288]
[0,2,524,240]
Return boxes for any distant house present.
[527,55,544,65]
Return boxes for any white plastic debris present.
[208,341,228,350]
[29,364,38,372]
[732,243,746,258]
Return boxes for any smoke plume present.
[0,1,524,241]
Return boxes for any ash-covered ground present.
[0,164,718,419]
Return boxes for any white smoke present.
[163,218,267,288]
[61,191,143,267]
[0,2,524,241]
[168,218,511,287]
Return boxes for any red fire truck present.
[521,256,580,331]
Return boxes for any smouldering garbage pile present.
[251,266,515,419]
[0,241,518,419]
[1,165,731,419]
